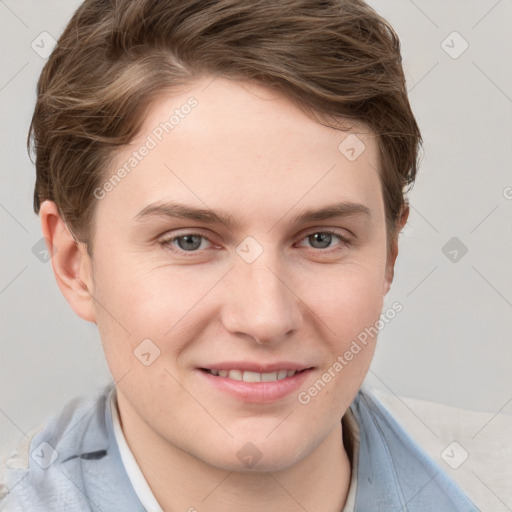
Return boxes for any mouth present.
[199,368,310,382]
[197,364,314,403]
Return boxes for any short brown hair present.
[29,0,422,256]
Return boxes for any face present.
[85,76,395,472]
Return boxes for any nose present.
[220,251,302,345]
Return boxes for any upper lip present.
[199,362,313,373]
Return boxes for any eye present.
[296,230,351,252]
[159,232,213,254]
[159,229,351,256]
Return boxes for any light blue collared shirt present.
[0,383,479,511]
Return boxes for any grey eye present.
[307,232,335,249]
[175,234,204,251]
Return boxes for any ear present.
[382,204,409,295]
[39,200,96,323]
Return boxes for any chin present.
[198,432,315,474]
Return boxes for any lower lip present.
[197,369,313,403]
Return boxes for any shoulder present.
[357,387,512,512]
[0,385,113,511]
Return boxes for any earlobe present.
[383,204,410,295]
[382,247,397,296]
[39,200,96,323]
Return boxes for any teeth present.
[208,369,299,382]
[227,369,243,381]
[278,369,288,380]
[243,371,261,382]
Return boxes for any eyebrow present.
[133,200,371,228]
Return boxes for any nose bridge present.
[222,240,300,343]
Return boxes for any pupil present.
[311,232,330,249]
[179,235,201,251]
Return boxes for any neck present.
[117,396,351,512]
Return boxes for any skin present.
[40,76,408,512]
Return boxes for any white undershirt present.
[109,389,164,512]
[109,388,358,512]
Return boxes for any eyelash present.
[159,229,352,257]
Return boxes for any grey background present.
[1,0,511,459]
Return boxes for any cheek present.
[299,256,386,332]
[295,269,383,422]
[300,260,385,389]
[92,236,387,362]
[90,254,159,364]
[91,253,205,370]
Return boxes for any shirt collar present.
[107,385,360,512]
[108,386,164,512]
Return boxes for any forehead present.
[96,77,383,227]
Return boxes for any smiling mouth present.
[200,368,311,382]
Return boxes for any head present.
[31,0,421,473]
